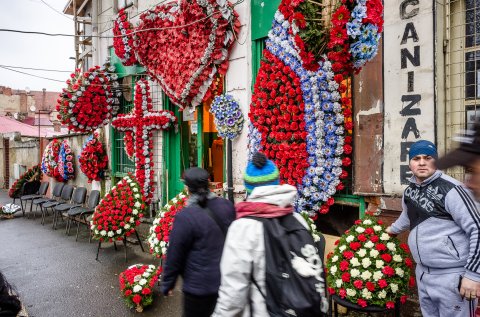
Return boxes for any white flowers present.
[361,270,372,280]
[390,283,399,293]
[133,285,142,293]
[339,245,347,252]
[346,288,357,297]
[350,258,361,267]
[361,258,372,268]
[373,225,382,232]
[395,268,404,277]
[375,260,384,269]
[378,289,387,299]
[364,241,374,249]
[387,242,396,251]
[351,269,361,278]
[335,279,343,288]
[373,271,383,281]
[355,226,365,233]
[393,254,402,262]
[369,249,379,258]
[330,265,338,275]
[380,233,390,241]
[346,235,355,242]
[363,219,372,225]
[331,255,339,262]
[362,288,373,299]
[357,249,367,257]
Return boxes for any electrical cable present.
[0,65,64,82]
[38,0,73,20]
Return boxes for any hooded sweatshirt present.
[390,170,480,281]
[212,184,308,317]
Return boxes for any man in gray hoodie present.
[386,140,480,317]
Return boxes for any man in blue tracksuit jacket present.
[387,140,480,317]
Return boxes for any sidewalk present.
[0,189,182,317]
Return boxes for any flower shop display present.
[112,78,177,204]
[148,190,188,259]
[79,132,109,183]
[113,9,137,66]
[325,214,414,309]
[8,164,42,198]
[91,174,147,242]
[134,0,240,109]
[41,139,74,182]
[119,264,161,312]
[209,94,244,140]
[248,0,383,215]
[56,60,121,133]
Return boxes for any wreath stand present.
[95,229,145,262]
[331,295,400,317]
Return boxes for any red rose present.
[340,260,349,271]
[366,282,375,291]
[405,258,413,268]
[342,251,354,260]
[124,289,132,296]
[338,288,347,298]
[382,266,395,276]
[409,276,416,287]
[378,279,388,288]
[370,235,379,243]
[400,295,407,304]
[141,288,151,295]
[381,254,392,263]
[357,234,367,242]
[375,243,387,251]
[357,299,367,308]
[386,301,395,309]
[132,294,142,304]
[350,242,361,251]
[328,287,336,295]
[364,227,374,235]
[399,243,410,253]
[341,272,351,282]
[353,280,363,289]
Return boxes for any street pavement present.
[0,190,183,317]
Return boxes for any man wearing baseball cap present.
[386,139,480,316]
[437,122,480,200]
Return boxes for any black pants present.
[183,292,218,317]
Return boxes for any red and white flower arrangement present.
[90,174,147,242]
[79,132,109,183]
[113,8,137,66]
[148,190,188,258]
[326,214,415,309]
[56,60,121,133]
[248,0,383,216]
[134,0,240,109]
[41,139,74,182]
[112,78,177,204]
[8,164,42,198]
[119,264,161,312]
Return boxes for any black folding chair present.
[20,181,49,219]
[32,183,65,225]
[41,185,73,226]
[66,190,101,240]
[52,187,87,230]
[18,181,40,216]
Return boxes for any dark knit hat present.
[183,167,209,193]
[409,140,438,160]
[437,122,480,169]
[244,152,280,194]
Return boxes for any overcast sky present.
[0,0,75,92]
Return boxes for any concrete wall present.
[0,135,40,188]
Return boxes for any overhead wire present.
[38,0,73,20]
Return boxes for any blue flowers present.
[210,94,244,140]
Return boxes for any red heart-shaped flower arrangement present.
[56,61,121,133]
[134,0,240,109]
[91,174,147,242]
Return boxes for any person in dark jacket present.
[0,271,21,317]
[161,167,235,317]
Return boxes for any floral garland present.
[79,132,109,183]
[113,9,137,66]
[90,174,147,242]
[148,190,188,259]
[112,78,177,204]
[56,60,121,133]
[8,165,42,198]
[248,0,382,215]
[119,264,161,312]
[326,214,415,309]
[134,0,240,109]
[56,139,75,182]
[209,94,244,140]
[41,138,61,178]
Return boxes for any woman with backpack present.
[161,167,235,317]
[212,152,328,317]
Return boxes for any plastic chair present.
[17,181,40,216]
[20,181,49,218]
[52,187,87,230]
[66,190,101,241]
[32,183,65,225]
[41,185,73,226]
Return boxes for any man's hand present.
[459,276,480,300]
[385,226,396,236]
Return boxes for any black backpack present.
[249,214,329,317]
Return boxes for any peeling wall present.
[0,135,40,188]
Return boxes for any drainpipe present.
[92,0,98,65]
[227,139,234,203]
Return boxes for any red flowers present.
[134,0,240,109]
[148,191,188,258]
[91,174,146,242]
[79,132,108,183]
[119,264,161,311]
[56,61,120,133]
[113,9,137,66]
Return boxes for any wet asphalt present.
[0,190,183,317]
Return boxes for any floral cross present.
[112,78,177,204]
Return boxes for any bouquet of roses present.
[8,164,42,198]
[326,213,415,309]
[148,190,188,258]
[91,174,147,242]
[119,264,161,312]
[56,59,121,133]
[209,94,244,140]
[79,132,109,182]
[41,138,61,178]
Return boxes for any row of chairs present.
[19,182,101,241]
